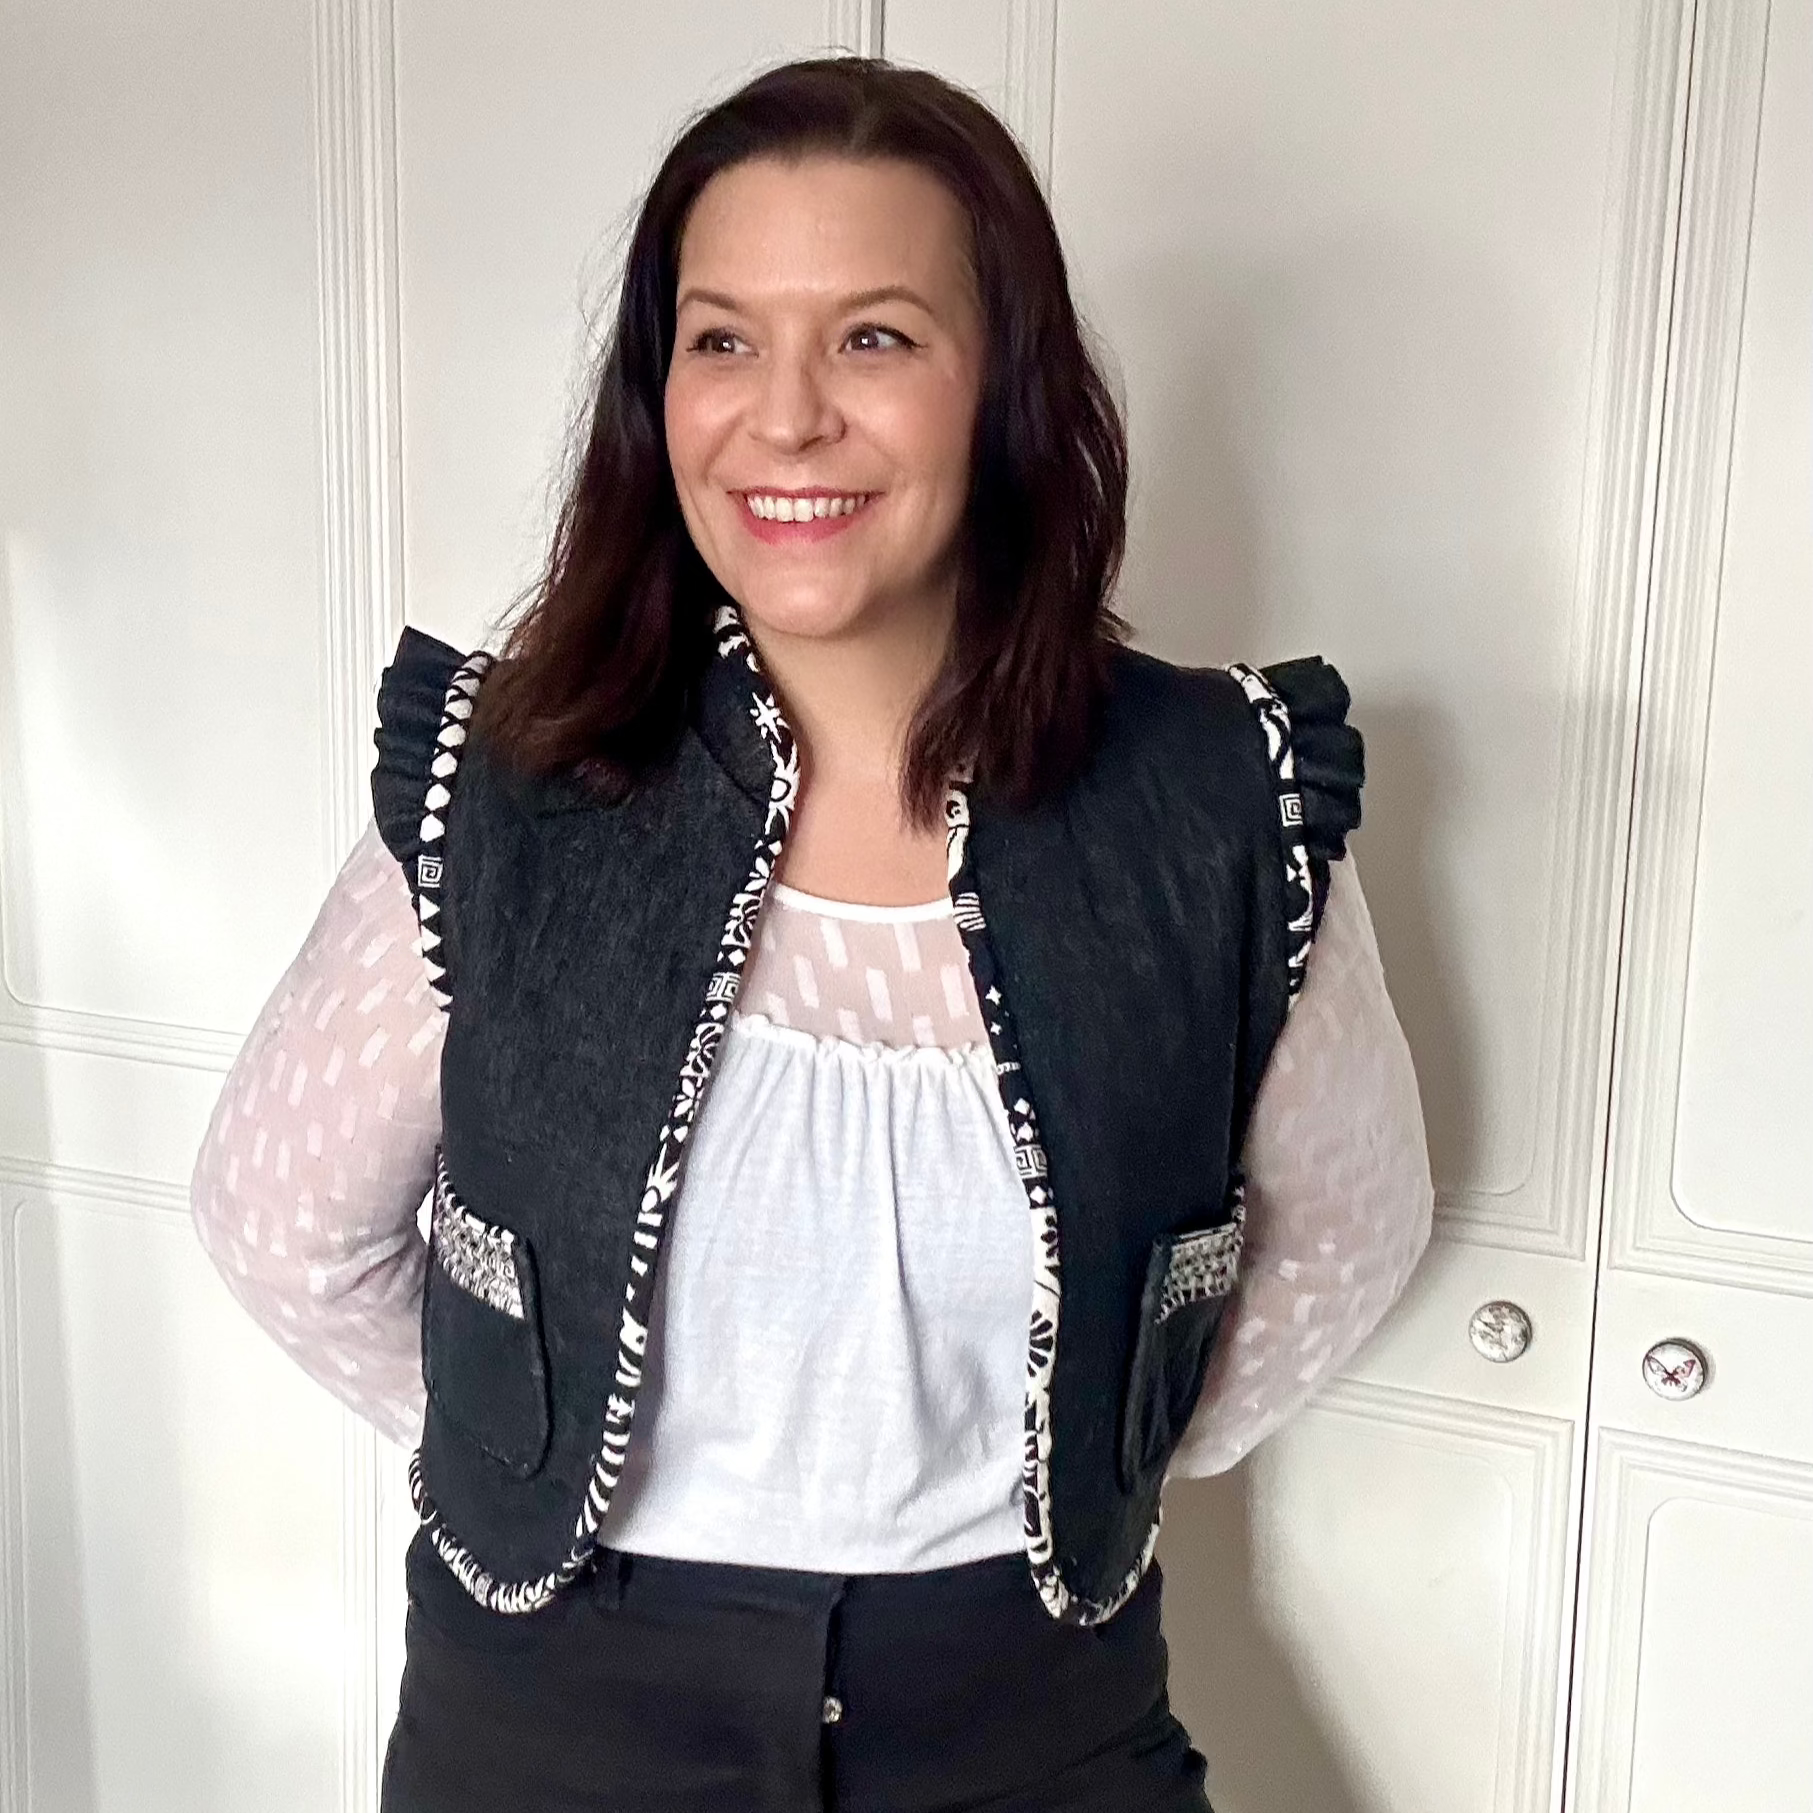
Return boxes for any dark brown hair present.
[473,55,1128,827]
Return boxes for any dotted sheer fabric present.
[737,879,992,1048]
[191,815,1432,1495]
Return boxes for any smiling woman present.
[666,156,982,649]
[665,152,988,900]
[193,51,1430,1813]
[467,59,1129,856]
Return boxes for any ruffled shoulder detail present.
[1225,655,1364,1001]
[1258,655,1364,866]
[372,626,463,866]
[370,625,496,1011]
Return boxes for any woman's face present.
[665,155,985,650]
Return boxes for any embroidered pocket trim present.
[1155,1198,1244,1323]
[431,1149,526,1320]
[1118,1184,1247,1494]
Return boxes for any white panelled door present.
[901,3,1673,1810]
[1569,1,1813,1807]
[0,3,883,1810]
[1,2,1806,1810]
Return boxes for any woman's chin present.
[734,583,884,646]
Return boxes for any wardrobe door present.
[887,4,1688,1809]
[1568,4,1813,1807]
[0,2,866,1808]
[0,1,354,1806]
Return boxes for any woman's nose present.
[749,351,841,452]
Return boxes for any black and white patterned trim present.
[409,601,800,1615]
[430,1148,525,1319]
[414,648,496,1013]
[943,782,1162,1628]
[1224,662,1315,1004]
[1156,1185,1245,1323]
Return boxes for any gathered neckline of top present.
[768,880,954,923]
[727,1010,994,1067]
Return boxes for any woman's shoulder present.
[1101,641,1365,867]
[370,625,493,871]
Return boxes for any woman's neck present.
[746,595,955,790]
[743,594,957,906]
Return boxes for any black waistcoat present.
[370,604,1360,1626]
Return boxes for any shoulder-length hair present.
[472,54,1128,829]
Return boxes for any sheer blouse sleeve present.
[189,815,440,1448]
[1167,852,1435,1479]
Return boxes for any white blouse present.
[605,885,1030,1570]
[189,818,1433,1572]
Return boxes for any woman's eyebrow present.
[674,283,939,316]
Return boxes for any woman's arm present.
[1168,853,1434,1479]
[189,815,440,1448]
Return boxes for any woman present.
[192,55,1432,1813]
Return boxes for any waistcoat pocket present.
[423,1146,552,1479]
[1117,1183,1246,1492]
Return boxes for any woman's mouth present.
[735,489,878,543]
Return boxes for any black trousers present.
[381,1527,1215,1812]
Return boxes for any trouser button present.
[821,1694,844,1725]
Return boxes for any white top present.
[605,887,1031,1569]
[190,818,1434,1572]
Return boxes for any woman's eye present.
[688,328,747,355]
[844,322,913,349]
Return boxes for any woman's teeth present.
[742,493,873,522]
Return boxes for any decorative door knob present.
[1469,1300,1532,1363]
[1642,1338,1709,1400]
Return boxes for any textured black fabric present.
[380,1528,1215,1812]
[963,649,1290,1607]
[425,727,770,1583]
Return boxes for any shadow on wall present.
[1160,1475,1368,1813]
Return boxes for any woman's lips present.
[736,493,877,540]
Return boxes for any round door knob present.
[1642,1338,1708,1400]
[1469,1300,1532,1363]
